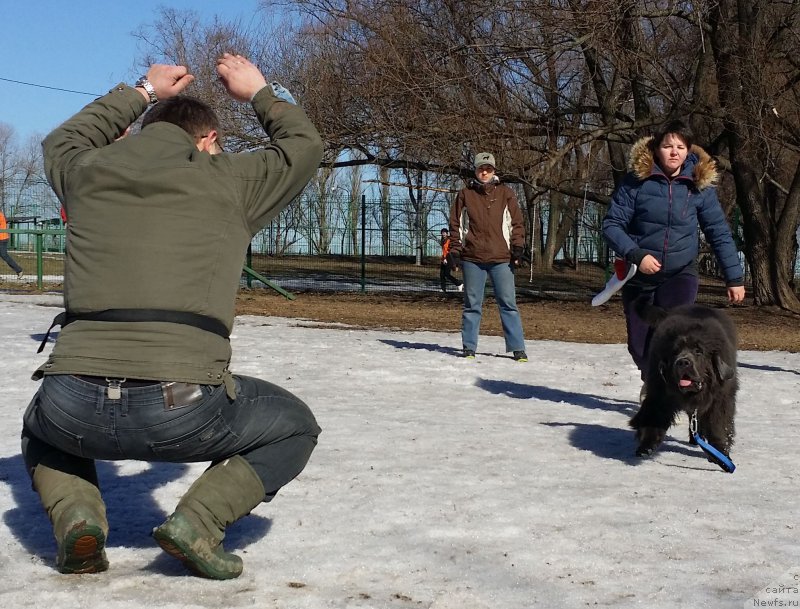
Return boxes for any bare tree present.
[0,124,50,216]
[254,202,305,255]
[138,2,800,308]
[302,165,341,254]
[706,0,800,311]
[0,123,19,214]
[272,0,799,308]
[377,165,392,255]
[344,155,365,254]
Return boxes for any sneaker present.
[591,260,637,306]
[462,348,475,359]
[513,351,528,362]
[16,271,24,279]
[457,284,464,292]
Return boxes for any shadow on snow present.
[0,454,271,575]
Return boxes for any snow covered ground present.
[0,294,797,609]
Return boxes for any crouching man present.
[21,54,323,579]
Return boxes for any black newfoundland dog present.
[629,298,738,462]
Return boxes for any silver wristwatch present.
[135,76,158,104]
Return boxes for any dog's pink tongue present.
[679,378,693,387]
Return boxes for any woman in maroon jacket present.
[448,152,527,362]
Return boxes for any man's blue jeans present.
[21,374,320,502]
[461,260,526,353]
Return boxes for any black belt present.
[38,308,230,353]
[75,375,162,388]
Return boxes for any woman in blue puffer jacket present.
[602,120,745,390]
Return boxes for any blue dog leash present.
[690,411,736,473]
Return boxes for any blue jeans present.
[622,272,700,379]
[461,260,525,352]
[21,374,320,502]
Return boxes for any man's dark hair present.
[650,119,694,151]
[141,96,220,140]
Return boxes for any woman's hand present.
[727,286,745,303]
[638,254,662,274]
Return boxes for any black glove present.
[448,251,461,270]
[511,246,524,267]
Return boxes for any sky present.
[0,293,798,608]
[0,1,265,145]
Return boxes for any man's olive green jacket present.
[37,84,323,393]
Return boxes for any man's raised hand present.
[144,65,195,101]
[216,54,268,102]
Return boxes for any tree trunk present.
[379,166,391,256]
[709,0,800,312]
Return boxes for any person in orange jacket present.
[0,209,24,278]
[439,228,463,292]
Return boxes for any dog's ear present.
[712,352,735,382]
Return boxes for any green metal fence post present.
[361,194,366,293]
[36,231,44,290]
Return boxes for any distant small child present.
[439,228,463,293]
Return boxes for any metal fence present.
[0,178,779,305]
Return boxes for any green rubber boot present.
[32,465,109,574]
[152,456,266,580]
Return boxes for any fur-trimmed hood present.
[629,136,718,190]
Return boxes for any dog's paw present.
[636,445,656,458]
[634,427,666,457]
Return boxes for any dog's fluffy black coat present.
[629,299,738,460]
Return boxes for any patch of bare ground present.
[236,290,800,353]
